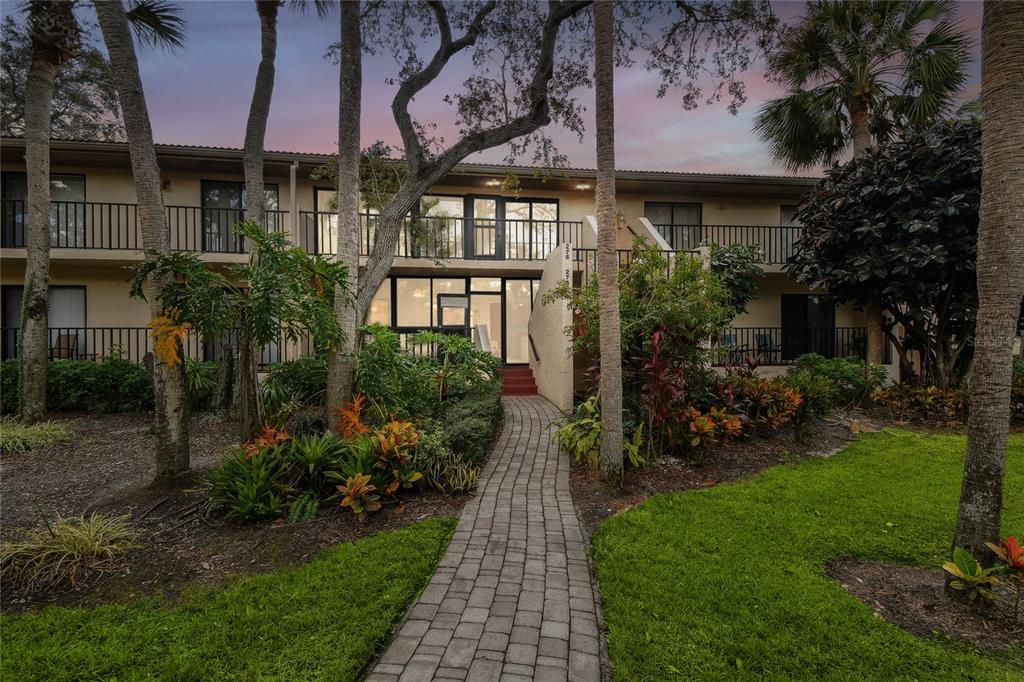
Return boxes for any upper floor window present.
[201,180,280,252]
[780,204,801,227]
[1,172,86,248]
[644,201,701,250]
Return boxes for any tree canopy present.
[787,119,982,387]
[1,15,122,140]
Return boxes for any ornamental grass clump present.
[0,513,138,589]
[0,416,73,454]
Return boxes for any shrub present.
[261,357,328,426]
[354,325,433,418]
[791,354,886,407]
[184,358,217,410]
[414,422,480,494]
[875,384,968,425]
[0,417,73,454]
[408,330,502,401]
[725,375,802,435]
[0,513,138,589]
[206,444,293,520]
[781,369,835,441]
[289,433,347,498]
[443,385,502,463]
[555,396,602,468]
[1,358,216,414]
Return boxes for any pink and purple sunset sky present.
[130,0,982,176]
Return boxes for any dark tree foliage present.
[708,242,764,316]
[787,119,981,387]
[0,16,123,141]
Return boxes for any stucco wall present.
[527,244,574,413]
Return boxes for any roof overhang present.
[0,138,818,198]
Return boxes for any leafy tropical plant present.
[205,445,292,520]
[130,222,349,438]
[0,513,138,589]
[555,396,603,469]
[336,394,372,440]
[338,473,381,522]
[986,535,1024,619]
[289,433,346,498]
[943,546,1001,604]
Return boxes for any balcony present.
[712,327,867,366]
[0,200,583,261]
[0,326,312,366]
[651,224,803,265]
[299,212,584,261]
[1,199,289,253]
[571,247,699,281]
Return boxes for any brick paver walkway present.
[367,396,603,682]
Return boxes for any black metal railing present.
[652,224,803,265]
[0,326,313,367]
[711,327,867,366]
[298,212,583,261]
[572,247,699,281]
[1,199,287,253]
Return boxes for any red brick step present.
[500,366,537,395]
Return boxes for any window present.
[644,202,701,250]
[1,285,86,359]
[1,172,86,247]
[395,278,431,328]
[506,199,559,258]
[780,205,801,227]
[201,180,280,252]
[368,278,391,326]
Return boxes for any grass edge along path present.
[592,430,1024,680]
[1,517,456,681]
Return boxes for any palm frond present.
[288,0,336,19]
[753,88,847,170]
[125,0,185,51]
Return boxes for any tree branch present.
[391,0,497,175]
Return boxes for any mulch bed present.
[569,419,856,535]
[827,557,1023,651]
[1,413,468,613]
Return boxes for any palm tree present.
[18,0,185,424]
[238,0,333,435]
[242,0,332,228]
[594,0,623,487]
[754,0,971,365]
[953,1,1024,567]
[325,0,361,422]
[18,1,80,424]
[93,0,189,480]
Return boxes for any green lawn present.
[592,430,1024,680]
[1,517,455,681]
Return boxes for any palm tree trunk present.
[243,1,279,231]
[850,98,887,367]
[94,0,190,479]
[326,0,362,426]
[594,0,623,487]
[18,47,60,424]
[953,0,1024,565]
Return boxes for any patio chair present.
[50,333,78,359]
[755,333,783,359]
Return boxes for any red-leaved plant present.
[986,535,1024,619]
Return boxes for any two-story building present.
[0,138,895,410]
